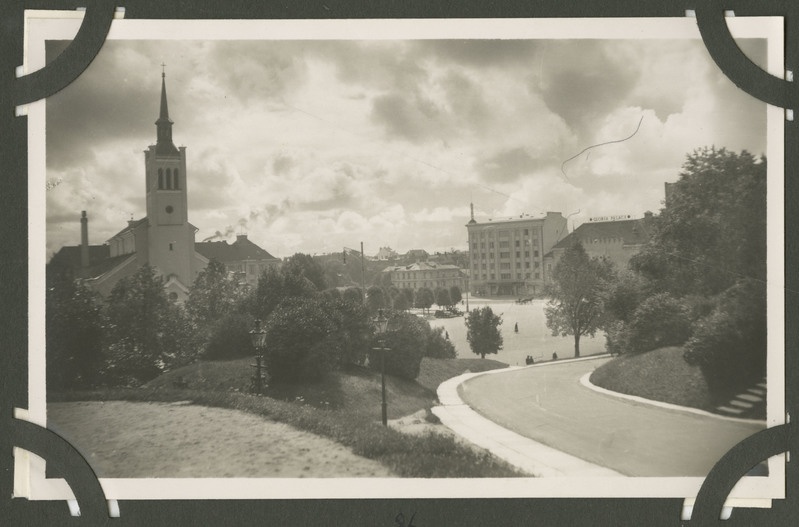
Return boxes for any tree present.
[186,259,245,329]
[449,285,463,305]
[249,265,316,321]
[368,312,427,380]
[392,291,410,311]
[366,285,387,315]
[342,287,363,305]
[465,306,503,359]
[435,288,452,308]
[106,266,196,384]
[630,147,766,297]
[415,287,435,314]
[545,241,615,357]
[46,275,105,390]
[283,253,327,291]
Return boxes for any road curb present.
[434,366,626,478]
[579,372,767,426]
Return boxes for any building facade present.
[195,234,280,287]
[383,262,466,292]
[466,210,567,296]
[543,212,654,278]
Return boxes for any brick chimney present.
[80,211,89,268]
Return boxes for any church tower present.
[143,69,195,291]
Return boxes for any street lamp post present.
[249,319,267,394]
[372,309,390,426]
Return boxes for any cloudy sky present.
[45,35,766,259]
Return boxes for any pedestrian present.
[445,330,449,340]
[514,322,519,333]
[552,351,558,361]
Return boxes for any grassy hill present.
[589,347,714,410]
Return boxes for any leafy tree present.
[249,265,316,321]
[186,259,245,329]
[368,312,427,380]
[424,325,457,359]
[449,285,463,305]
[630,147,766,297]
[625,293,693,354]
[545,241,615,357]
[203,313,256,360]
[392,291,411,311]
[322,287,342,301]
[342,286,363,305]
[283,252,327,291]
[683,279,767,396]
[435,288,452,308]
[465,306,503,359]
[366,285,387,315]
[415,287,435,314]
[46,276,105,390]
[105,266,196,384]
[263,297,370,382]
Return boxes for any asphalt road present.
[458,358,766,477]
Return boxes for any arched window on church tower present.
[174,169,180,190]
[166,168,172,190]
[158,168,164,189]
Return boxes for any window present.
[489,242,494,249]
[524,229,529,235]
[516,262,521,268]
[490,274,495,280]
[534,250,539,257]
[524,251,530,257]
[516,251,520,258]
[158,168,164,189]
[174,169,180,189]
[535,272,540,279]
[169,243,174,251]
[515,240,520,247]
[499,241,510,248]
[535,262,540,269]
[500,263,511,270]
[525,262,530,269]
[500,273,511,280]
[500,252,510,259]
[517,273,522,279]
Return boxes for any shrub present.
[684,280,766,395]
[203,313,256,360]
[424,326,457,359]
[625,293,692,353]
[603,319,631,356]
[368,312,426,380]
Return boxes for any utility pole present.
[360,242,366,305]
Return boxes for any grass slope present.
[590,347,714,411]
[53,356,523,478]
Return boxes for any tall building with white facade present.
[466,208,567,296]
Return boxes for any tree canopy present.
[465,306,503,359]
[630,147,766,297]
[545,241,615,357]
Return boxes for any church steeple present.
[155,67,179,156]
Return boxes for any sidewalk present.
[431,361,625,478]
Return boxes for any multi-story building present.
[374,246,398,261]
[195,234,280,287]
[543,212,654,278]
[383,262,466,292]
[466,209,567,296]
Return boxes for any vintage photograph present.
[26,17,784,500]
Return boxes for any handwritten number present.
[395,512,417,527]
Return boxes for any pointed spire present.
[154,66,179,156]
[468,202,477,224]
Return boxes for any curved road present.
[458,358,765,477]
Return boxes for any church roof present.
[195,235,279,263]
[109,217,148,240]
[551,217,654,251]
[48,245,133,280]
[154,72,180,157]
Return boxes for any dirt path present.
[47,401,394,478]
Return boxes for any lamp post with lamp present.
[372,309,391,426]
[249,319,268,394]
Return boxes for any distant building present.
[403,249,430,263]
[195,234,281,287]
[374,246,398,261]
[466,208,567,296]
[48,72,278,300]
[383,261,466,292]
[543,212,655,278]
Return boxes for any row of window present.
[471,250,540,259]
[157,167,180,190]
[474,272,541,281]
[393,271,459,280]
[473,261,539,270]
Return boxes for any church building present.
[49,71,279,301]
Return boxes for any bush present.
[625,293,692,353]
[684,280,766,395]
[263,297,371,383]
[603,319,630,356]
[368,312,426,380]
[424,326,457,359]
[203,313,256,360]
